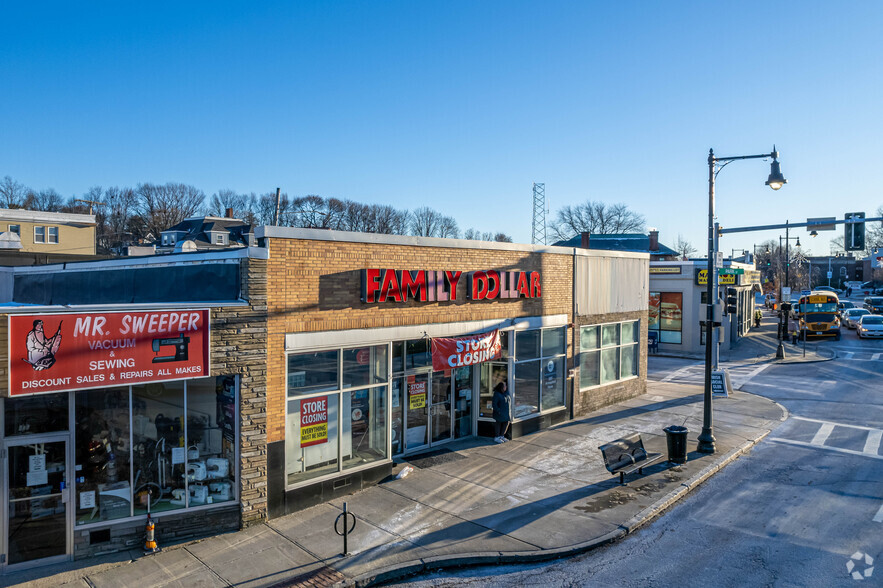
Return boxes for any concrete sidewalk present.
[5,381,786,588]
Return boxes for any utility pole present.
[74,199,105,215]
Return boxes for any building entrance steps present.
[4,382,786,588]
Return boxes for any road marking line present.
[864,430,883,456]
[768,437,883,460]
[841,352,854,359]
[792,416,883,433]
[660,363,702,383]
[733,363,771,389]
[873,353,882,361]
[811,423,835,446]
[874,504,883,523]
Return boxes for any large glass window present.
[75,388,131,525]
[580,320,640,389]
[4,394,69,436]
[286,344,389,487]
[649,292,683,344]
[186,377,237,507]
[511,327,567,419]
[132,382,186,515]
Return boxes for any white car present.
[843,308,870,329]
[857,315,883,338]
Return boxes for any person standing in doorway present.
[492,370,512,443]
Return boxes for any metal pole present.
[699,149,716,454]
[713,222,721,371]
[804,261,808,358]
[273,187,281,226]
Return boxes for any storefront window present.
[286,394,340,485]
[541,357,565,410]
[580,320,640,389]
[288,350,339,395]
[75,388,131,524]
[452,366,474,437]
[391,377,404,455]
[4,394,69,436]
[542,327,566,357]
[515,330,540,360]
[514,361,540,418]
[186,377,237,506]
[343,346,388,387]
[405,339,432,369]
[342,388,387,470]
[132,382,186,515]
[649,291,683,344]
[511,327,567,418]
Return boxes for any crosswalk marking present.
[793,415,881,432]
[811,423,835,446]
[874,503,883,523]
[659,363,702,383]
[838,351,883,361]
[842,352,854,359]
[873,353,882,360]
[768,437,883,461]
[864,430,883,455]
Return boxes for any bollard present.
[334,502,357,556]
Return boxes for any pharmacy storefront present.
[1,309,240,571]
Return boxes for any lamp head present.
[796,237,801,247]
[766,157,787,190]
[810,230,818,237]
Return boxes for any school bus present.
[796,291,841,340]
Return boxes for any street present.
[393,319,883,587]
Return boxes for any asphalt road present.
[393,317,883,587]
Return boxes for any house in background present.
[158,209,256,253]
[0,208,96,255]
[554,229,680,261]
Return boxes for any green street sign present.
[718,268,744,276]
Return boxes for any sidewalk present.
[5,381,786,588]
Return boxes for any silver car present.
[843,308,870,329]
[857,315,883,339]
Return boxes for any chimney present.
[580,232,590,249]
[225,207,234,219]
[649,229,659,252]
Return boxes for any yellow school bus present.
[796,291,841,340]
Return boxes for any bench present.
[599,434,664,485]
[647,331,659,354]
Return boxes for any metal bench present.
[647,331,659,353]
[599,433,664,485]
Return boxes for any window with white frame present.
[285,345,389,487]
[48,226,59,243]
[579,320,640,389]
[8,224,20,235]
[34,226,46,243]
[512,326,567,417]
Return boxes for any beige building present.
[0,209,96,255]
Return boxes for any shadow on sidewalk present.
[554,394,703,430]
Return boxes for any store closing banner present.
[8,310,210,396]
[431,329,502,371]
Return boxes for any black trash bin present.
[663,426,688,464]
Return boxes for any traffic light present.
[725,287,738,315]
[845,212,866,251]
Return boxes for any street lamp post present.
[700,147,786,454]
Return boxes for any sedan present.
[843,308,871,329]
[857,315,883,338]
[864,296,883,314]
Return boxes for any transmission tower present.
[531,183,547,245]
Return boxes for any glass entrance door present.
[403,373,430,452]
[5,437,70,568]
[430,371,453,444]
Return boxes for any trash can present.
[663,426,688,464]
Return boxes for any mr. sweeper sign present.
[8,310,209,396]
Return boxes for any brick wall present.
[572,310,648,416]
[210,258,269,525]
[265,237,573,444]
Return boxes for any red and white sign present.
[431,329,502,371]
[361,269,541,303]
[8,310,210,396]
[300,396,329,447]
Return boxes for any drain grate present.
[271,565,345,588]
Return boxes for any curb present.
[335,397,785,587]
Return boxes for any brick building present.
[0,228,648,572]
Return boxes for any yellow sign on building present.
[696,269,736,286]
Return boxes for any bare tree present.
[371,204,409,235]
[548,201,645,241]
[0,175,29,208]
[206,189,257,222]
[437,215,460,239]
[494,233,513,243]
[28,188,65,212]
[410,206,445,237]
[137,182,205,238]
[674,234,697,259]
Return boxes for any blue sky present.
[2,2,881,255]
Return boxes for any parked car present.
[863,296,883,314]
[857,315,883,338]
[815,286,841,294]
[837,301,856,317]
[843,308,870,329]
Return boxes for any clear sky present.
[2,2,881,256]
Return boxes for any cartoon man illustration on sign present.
[23,319,63,370]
